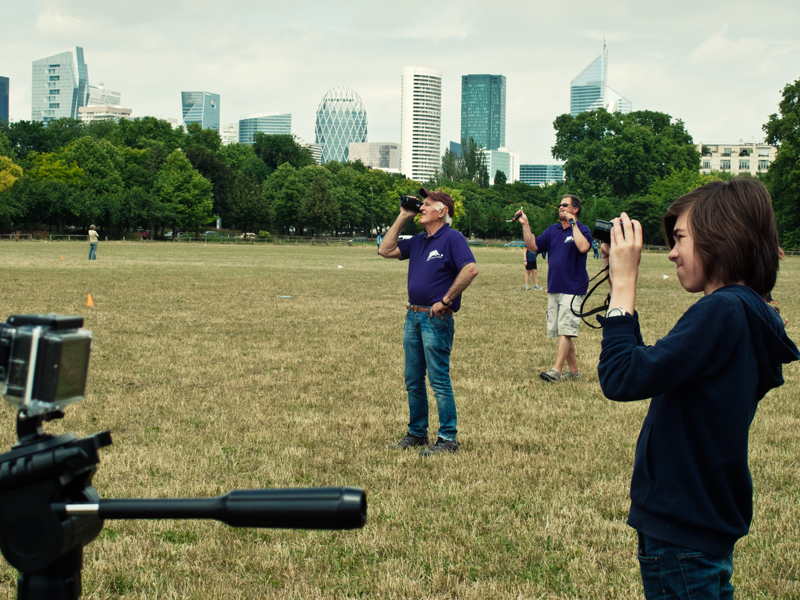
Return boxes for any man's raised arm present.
[378,208,417,259]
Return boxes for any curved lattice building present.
[315,87,368,163]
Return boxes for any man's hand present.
[430,301,450,319]
[515,210,528,227]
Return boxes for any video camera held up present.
[400,195,423,213]
[0,314,92,417]
[592,219,624,245]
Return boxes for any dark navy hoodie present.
[599,285,799,556]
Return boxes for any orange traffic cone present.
[87,294,94,307]
[61,256,65,260]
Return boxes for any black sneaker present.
[419,437,459,456]
[389,433,428,449]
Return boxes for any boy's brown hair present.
[661,178,780,297]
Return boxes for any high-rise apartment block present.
[570,43,631,117]
[238,113,291,145]
[519,165,565,187]
[461,75,506,150]
[315,87,368,163]
[0,76,8,124]
[88,83,121,107]
[347,142,401,173]
[401,66,442,182]
[181,91,220,130]
[31,47,89,123]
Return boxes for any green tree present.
[5,120,54,158]
[185,146,235,223]
[229,171,263,233]
[183,122,222,154]
[552,109,700,198]
[0,156,22,193]
[153,150,214,233]
[764,77,800,247]
[253,133,315,172]
[493,170,507,187]
[113,117,183,152]
[462,137,489,187]
[0,129,12,158]
[301,173,340,234]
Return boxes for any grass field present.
[0,240,798,599]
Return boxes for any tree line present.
[1,75,799,245]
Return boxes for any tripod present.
[0,410,367,600]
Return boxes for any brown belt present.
[407,304,453,315]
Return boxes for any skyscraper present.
[461,74,506,151]
[0,76,8,124]
[31,47,89,123]
[314,87,368,163]
[181,91,220,130]
[401,66,442,182]
[570,43,631,117]
[238,113,291,145]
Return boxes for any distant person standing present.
[88,225,98,260]
[523,247,542,290]
[593,239,600,259]
[141,230,147,242]
[515,195,591,382]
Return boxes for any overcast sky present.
[3,0,799,164]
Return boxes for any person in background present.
[598,178,799,600]
[523,246,542,290]
[88,225,98,260]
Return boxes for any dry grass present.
[0,239,798,599]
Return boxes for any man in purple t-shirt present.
[516,195,591,382]
[379,188,478,455]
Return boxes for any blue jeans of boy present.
[403,310,457,441]
[637,532,734,600]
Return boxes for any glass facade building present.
[238,113,291,145]
[570,44,631,117]
[31,47,89,123]
[401,67,442,183]
[461,74,506,150]
[181,91,220,130]
[88,83,121,107]
[519,164,565,187]
[0,76,8,124]
[347,142,400,172]
[314,87,368,163]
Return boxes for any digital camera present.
[400,195,423,213]
[0,314,92,416]
[593,219,624,245]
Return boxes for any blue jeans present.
[88,243,97,260]
[403,310,457,441]
[637,532,734,600]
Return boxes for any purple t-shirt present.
[397,224,476,312]
[536,221,591,295]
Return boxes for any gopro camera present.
[0,314,92,416]
[400,195,423,213]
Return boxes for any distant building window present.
[758,160,770,170]
[702,161,711,170]
[49,103,60,108]
[739,148,751,156]
[51,89,59,94]
[722,148,731,157]
[721,160,731,170]
[49,76,60,81]
[739,160,750,170]
[758,150,770,157]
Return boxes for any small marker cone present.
[61,257,65,260]
[87,294,94,307]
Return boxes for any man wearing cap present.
[379,188,479,455]
[514,195,591,382]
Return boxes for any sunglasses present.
[559,203,571,208]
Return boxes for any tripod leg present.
[17,548,82,600]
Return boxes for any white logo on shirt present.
[427,250,444,261]
[564,236,574,243]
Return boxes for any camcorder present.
[0,314,367,600]
[400,195,423,213]
[592,219,624,245]
[0,314,92,417]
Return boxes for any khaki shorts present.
[546,293,584,338]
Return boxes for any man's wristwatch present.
[442,297,452,307]
[605,307,629,318]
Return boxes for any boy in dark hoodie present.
[598,178,799,599]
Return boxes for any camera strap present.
[570,266,610,329]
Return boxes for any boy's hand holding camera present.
[606,212,643,316]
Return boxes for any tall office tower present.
[238,113,291,145]
[570,43,631,117]
[401,66,442,182]
[519,164,565,187]
[88,83,121,107]
[314,87,368,163]
[461,74,506,151]
[0,76,8,124]
[31,47,89,123]
[181,91,220,130]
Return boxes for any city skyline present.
[2,1,799,164]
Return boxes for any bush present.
[258,231,271,240]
